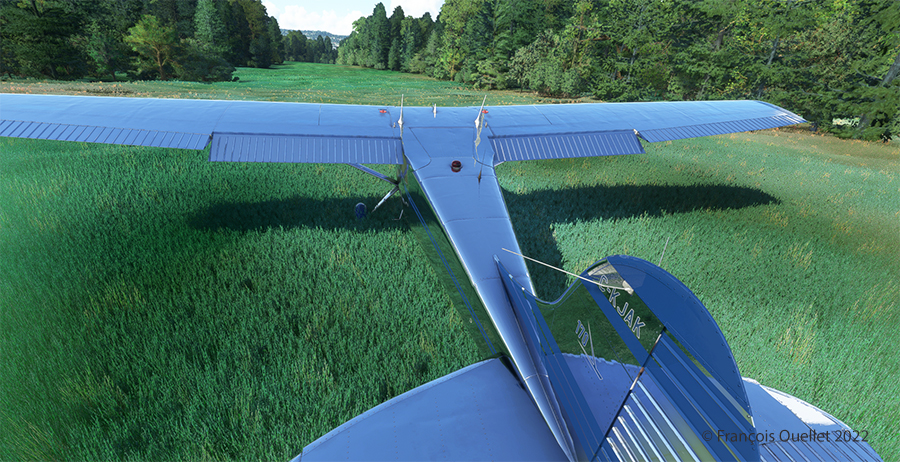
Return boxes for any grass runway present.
[1,63,898,460]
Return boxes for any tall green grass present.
[502,130,899,458]
[0,139,480,459]
[2,63,898,460]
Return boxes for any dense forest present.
[338,0,899,140]
[1,0,897,140]
[0,0,336,82]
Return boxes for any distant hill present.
[281,29,348,49]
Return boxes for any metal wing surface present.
[483,100,804,164]
[1,95,804,166]
[0,94,404,164]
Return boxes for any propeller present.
[364,95,408,216]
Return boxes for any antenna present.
[397,94,404,135]
[657,237,670,266]
[577,322,603,381]
[501,248,633,294]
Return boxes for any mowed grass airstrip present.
[1,63,898,460]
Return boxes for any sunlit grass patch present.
[500,128,898,459]
[0,62,571,107]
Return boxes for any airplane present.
[0,93,883,461]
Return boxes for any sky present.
[262,0,445,36]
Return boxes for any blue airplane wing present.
[0,94,405,164]
[1,95,803,167]
[482,100,804,164]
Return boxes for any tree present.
[146,0,196,38]
[194,0,226,54]
[176,38,235,81]
[389,5,404,44]
[399,16,423,71]
[493,0,543,61]
[420,18,444,77]
[847,0,900,140]
[436,0,493,81]
[388,37,400,71]
[81,20,131,81]
[268,16,284,65]
[369,3,390,69]
[387,7,403,70]
[125,15,178,79]
[322,36,335,63]
[232,0,273,68]
[223,0,252,65]
[510,31,583,96]
[0,1,87,79]
[285,30,308,62]
[248,29,272,68]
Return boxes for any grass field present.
[2,62,898,460]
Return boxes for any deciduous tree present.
[125,14,178,79]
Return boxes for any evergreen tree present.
[399,16,423,72]
[421,17,444,78]
[194,0,226,54]
[268,16,284,65]
[388,37,400,71]
[389,5,404,45]
[223,0,252,65]
[312,36,326,62]
[369,3,390,69]
[323,36,335,63]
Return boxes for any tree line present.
[1,0,896,140]
[0,0,335,82]
[284,31,338,64]
[339,0,899,141]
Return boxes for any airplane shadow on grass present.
[188,183,777,299]
[187,195,408,233]
[506,183,779,299]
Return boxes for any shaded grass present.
[0,139,479,459]
[2,63,898,459]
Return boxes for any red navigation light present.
[451,160,462,172]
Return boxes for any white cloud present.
[262,0,281,16]
[278,6,365,35]
[389,0,442,18]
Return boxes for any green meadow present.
[1,63,898,460]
